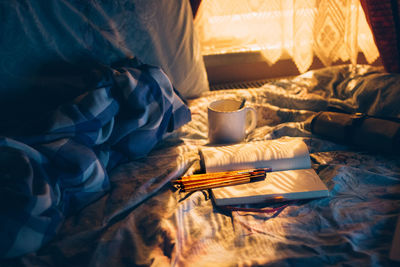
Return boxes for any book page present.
[212,168,329,206]
[200,138,311,173]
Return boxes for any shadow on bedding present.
[0,59,191,259]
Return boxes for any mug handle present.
[245,107,257,135]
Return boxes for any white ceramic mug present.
[208,99,257,144]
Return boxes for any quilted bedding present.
[3,64,400,266]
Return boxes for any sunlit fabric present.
[8,65,400,266]
[195,0,379,73]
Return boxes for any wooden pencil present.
[178,173,266,188]
[175,168,271,183]
[173,170,266,185]
[180,174,265,192]
[173,168,271,193]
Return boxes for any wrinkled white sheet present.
[5,65,400,267]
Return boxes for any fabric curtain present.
[190,0,202,18]
[360,0,400,73]
[195,0,379,73]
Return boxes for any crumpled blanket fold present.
[0,62,191,258]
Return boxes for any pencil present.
[178,173,266,187]
[175,168,271,183]
[173,171,266,186]
[174,168,271,192]
[180,174,265,192]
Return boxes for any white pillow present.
[123,0,209,98]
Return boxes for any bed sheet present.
[4,64,400,266]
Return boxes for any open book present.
[200,138,329,206]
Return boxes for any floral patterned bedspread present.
[4,65,400,266]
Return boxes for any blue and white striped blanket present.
[0,62,191,258]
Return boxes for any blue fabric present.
[0,0,208,131]
[0,62,191,258]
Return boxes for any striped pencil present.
[179,174,266,192]
[175,168,271,183]
[174,168,271,192]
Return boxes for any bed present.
[1,1,400,267]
